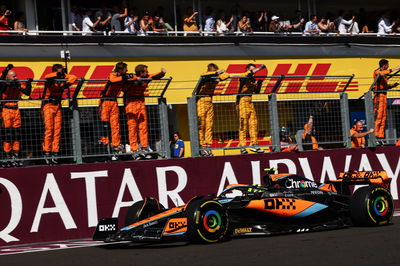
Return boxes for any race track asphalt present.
[3,217,400,266]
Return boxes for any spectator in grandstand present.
[377,13,394,35]
[204,8,216,34]
[42,64,77,164]
[350,120,374,148]
[183,7,199,34]
[124,64,166,160]
[236,64,265,154]
[94,5,112,32]
[301,116,323,150]
[0,5,11,33]
[268,15,281,32]
[139,11,153,35]
[71,6,84,31]
[290,9,305,32]
[216,15,234,35]
[337,14,355,34]
[153,12,173,32]
[99,62,127,160]
[317,17,331,33]
[124,9,139,33]
[347,15,360,34]
[82,10,101,34]
[280,127,298,152]
[238,15,252,33]
[304,15,320,34]
[196,63,229,157]
[373,59,400,143]
[13,12,28,32]
[0,67,32,165]
[110,5,128,32]
[252,11,268,32]
[170,132,185,158]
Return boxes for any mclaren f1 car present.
[93,168,394,243]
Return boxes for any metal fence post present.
[71,104,83,164]
[340,93,351,148]
[268,93,280,152]
[187,96,200,157]
[158,97,170,158]
[364,91,376,147]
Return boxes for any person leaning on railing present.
[196,63,229,157]
[42,64,77,164]
[183,7,200,35]
[98,62,128,159]
[123,64,166,160]
[235,64,265,154]
[0,65,32,166]
[0,8,11,34]
[373,59,400,143]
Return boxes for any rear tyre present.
[185,200,228,243]
[125,197,165,226]
[350,186,394,226]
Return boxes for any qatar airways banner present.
[1,146,400,246]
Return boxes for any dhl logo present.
[0,63,359,100]
[215,63,358,94]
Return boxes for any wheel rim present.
[367,188,393,224]
[202,210,222,233]
[373,196,389,217]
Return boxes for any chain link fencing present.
[0,77,171,166]
[188,74,354,156]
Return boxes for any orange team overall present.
[42,67,77,159]
[99,71,126,151]
[124,65,166,153]
[0,70,32,159]
[235,64,265,154]
[373,59,400,139]
[197,65,230,156]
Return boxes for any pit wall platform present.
[0,146,399,246]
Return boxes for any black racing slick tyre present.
[350,186,394,226]
[125,197,165,226]
[185,200,228,243]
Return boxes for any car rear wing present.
[329,171,391,190]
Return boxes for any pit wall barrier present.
[1,146,400,247]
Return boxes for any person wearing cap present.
[304,15,320,34]
[269,15,281,32]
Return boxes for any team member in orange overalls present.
[42,64,77,164]
[301,116,322,150]
[197,63,229,156]
[0,68,32,163]
[236,64,265,154]
[373,59,400,143]
[123,64,166,159]
[350,120,374,148]
[99,62,132,159]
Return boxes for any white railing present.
[0,30,397,37]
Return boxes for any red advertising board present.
[1,146,399,246]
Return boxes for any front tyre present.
[185,200,228,243]
[350,186,394,226]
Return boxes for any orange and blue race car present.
[93,168,394,243]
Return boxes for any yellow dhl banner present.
[1,57,399,105]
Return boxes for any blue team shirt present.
[172,139,184,158]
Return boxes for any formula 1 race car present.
[93,169,394,243]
